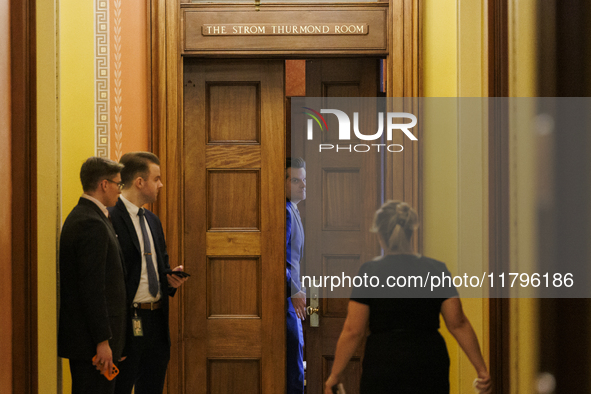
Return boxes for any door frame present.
[7,0,38,392]
[148,1,420,392]
[488,0,510,391]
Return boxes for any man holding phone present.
[108,152,188,394]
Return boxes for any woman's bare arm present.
[441,297,492,393]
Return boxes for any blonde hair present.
[370,200,419,254]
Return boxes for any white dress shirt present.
[120,195,161,302]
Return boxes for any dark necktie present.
[138,208,159,297]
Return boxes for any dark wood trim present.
[414,0,423,253]
[181,3,389,57]
[487,0,509,392]
[10,0,38,392]
[536,0,556,97]
[488,102,510,393]
[385,0,420,252]
[151,0,186,392]
[150,1,173,393]
[415,97,423,254]
[554,0,591,97]
[415,0,422,98]
[538,2,591,391]
[0,6,12,390]
[149,0,168,276]
[151,2,419,391]
[488,0,508,98]
[146,1,154,154]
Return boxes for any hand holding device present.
[164,268,191,278]
[92,355,119,380]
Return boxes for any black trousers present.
[69,359,116,394]
[114,308,170,394]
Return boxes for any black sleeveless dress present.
[350,254,458,394]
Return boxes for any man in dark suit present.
[286,157,307,394]
[58,156,127,394]
[108,152,188,394]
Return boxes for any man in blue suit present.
[286,157,307,394]
[108,152,188,394]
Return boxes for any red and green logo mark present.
[303,107,329,132]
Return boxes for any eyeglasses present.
[106,179,124,190]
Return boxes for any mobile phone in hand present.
[163,269,191,278]
[92,356,119,380]
[332,383,346,394]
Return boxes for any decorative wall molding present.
[95,0,110,158]
[113,0,123,161]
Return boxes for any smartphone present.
[92,356,120,381]
[332,383,346,394]
[163,269,191,278]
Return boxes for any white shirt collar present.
[120,194,142,217]
[81,193,109,218]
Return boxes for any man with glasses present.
[108,152,188,394]
[106,178,125,190]
[58,157,127,394]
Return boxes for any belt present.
[133,301,162,310]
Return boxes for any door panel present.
[303,58,382,394]
[183,59,285,394]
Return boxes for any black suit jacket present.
[58,198,127,361]
[108,198,176,350]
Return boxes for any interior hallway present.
[2,0,591,393]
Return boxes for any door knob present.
[308,284,319,327]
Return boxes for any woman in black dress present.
[324,201,491,394]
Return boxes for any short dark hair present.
[80,157,124,192]
[119,152,160,188]
[286,157,306,178]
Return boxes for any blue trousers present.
[286,298,304,394]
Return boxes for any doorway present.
[288,58,384,394]
[180,57,396,393]
[152,4,420,393]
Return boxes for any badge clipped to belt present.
[132,306,144,337]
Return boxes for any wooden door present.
[183,59,285,394]
[302,58,382,394]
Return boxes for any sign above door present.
[182,4,388,56]
[201,23,369,36]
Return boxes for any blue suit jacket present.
[286,201,305,297]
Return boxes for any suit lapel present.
[145,212,165,271]
[116,198,141,254]
[104,214,119,240]
[292,205,304,255]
